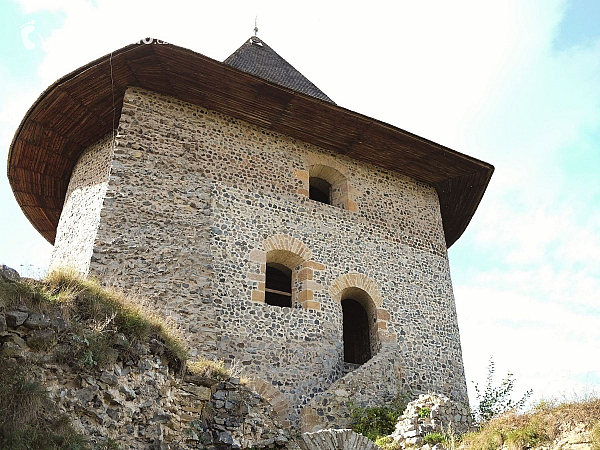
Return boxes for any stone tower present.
[8,37,493,429]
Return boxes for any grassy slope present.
[462,398,600,450]
[0,270,191,449]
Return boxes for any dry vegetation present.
[0,269,198,449]
[461,397,600,450]
[0,268,188,370]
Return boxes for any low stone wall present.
[300,345,402,432]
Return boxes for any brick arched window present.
[248,235,324,310]
[308,165,348,209]
[265,263,292,307]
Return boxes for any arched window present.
[308,165,348,209]
[309,177,332,205]
[265,263,292,307]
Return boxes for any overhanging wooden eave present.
[7,39,494,247]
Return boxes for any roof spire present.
[254,16,258,36]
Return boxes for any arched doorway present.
[342,298,372,364]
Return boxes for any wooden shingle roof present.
[224,36,335,104]
[7,38,494,248]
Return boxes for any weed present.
[188,359,230,380]
[423,432,446,445]
[472,357,532,424]
[418,406,431,418]
[375,435,397,449]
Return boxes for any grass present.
[423,432,446,445]
[0,360,89,449]
[0,268,188,371]
[591,421,600,450]
[0,269,239,449]
[187,358,230,380]
[461,397,600,450]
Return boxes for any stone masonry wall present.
[50,134,114,274]
[301,345,403,432]
[85,86,469,426]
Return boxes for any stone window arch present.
[294,158,358,212]
[309,164,348,209]
[248,235,325,310]
[330,273,395,362]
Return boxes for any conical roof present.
[224,36,335,104]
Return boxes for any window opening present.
[265,263,292,307]
[309,177,331,205]
[342,298,372,364]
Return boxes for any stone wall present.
[50,134,114,274]
[389,393,471,448]
[300,345,402,432]
[81,86,469,426]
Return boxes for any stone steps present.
[341,362,361,376]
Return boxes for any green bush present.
[418,407,431,418]
[423,432,446,445]
[350,397,407,442]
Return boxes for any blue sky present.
[1,0,598,405]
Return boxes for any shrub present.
[472,357,532,424]
[350,396,407,442]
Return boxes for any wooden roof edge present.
[161,42,495,175]
[436,164,495,247]
[7,37,495,248]
[7,40,143,177]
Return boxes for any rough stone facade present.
[50,135,114,274]
[50,85,470,428]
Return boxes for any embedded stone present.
[100,371,119,386]
[5,310,28,328]
[24,313,51,330]
[181,384,212,401]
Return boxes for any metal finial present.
[254,16,258,36]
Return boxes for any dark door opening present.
[265,263,292,307]
[309,177,331,205]
[342,298,371,364]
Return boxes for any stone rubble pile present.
[389,393,470,449]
